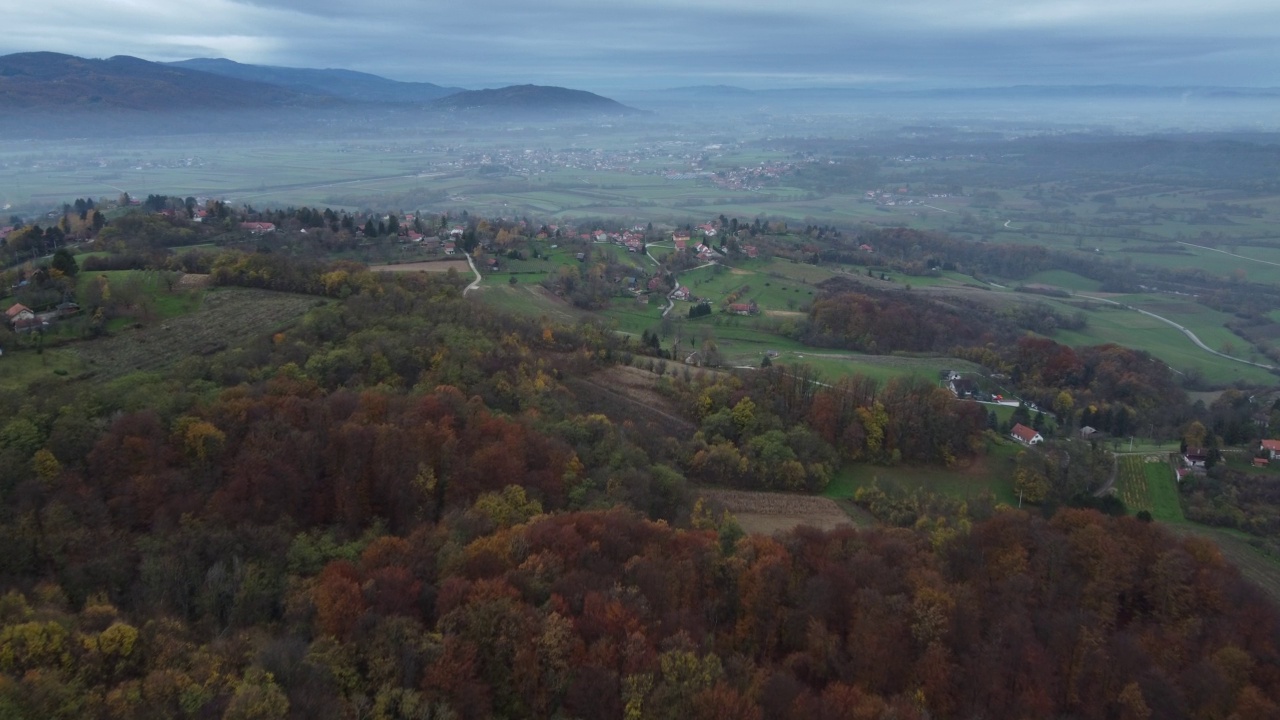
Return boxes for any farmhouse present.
[727,302,757,316]
[1261,439,1280,460]
[6,304,46,333]
[5,303,34,327]
[239,221,276,234]
[1183,448,1210,468]
[1010,423,1043,446]
[948,376,977,398]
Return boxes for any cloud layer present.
[1,0,1277,90]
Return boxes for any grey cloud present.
[0,0,1277,89]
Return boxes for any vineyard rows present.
[1115,454,1186,522]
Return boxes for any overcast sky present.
[2,0,1278,91]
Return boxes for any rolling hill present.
[427,84,642,116]
[0,53,641,121]
[168,58,464,104]
[0,52,333,111]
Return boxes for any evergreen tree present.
[51,248,78,277]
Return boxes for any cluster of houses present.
[672,232,721,262]
[587,228,645,253]
[1169,438,1280,481]
[862,188,955,208]
[706,162,794,191]
[945,371,1008,404]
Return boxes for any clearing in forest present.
[699,489,862,535]
[369,260,471,273]
[68,287,316,380]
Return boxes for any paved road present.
[1074,293,1276,371]
[661,260,719,318]
[1177,241,1280,269]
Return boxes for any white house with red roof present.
[1261,439,1280,460]
[1010,423,1043,446]
[239,222,275,234]
[5,303,34,327]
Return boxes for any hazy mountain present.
[0,52,335,111]
[623,84,1280,106]
[0,53,638,122]
[427,84,642,116]
[168,58,464,104]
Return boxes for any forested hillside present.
[3,205,1280,718]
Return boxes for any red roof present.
[1262,439,1280,452]
[5,303,31,319]
[1011,423,1040,443]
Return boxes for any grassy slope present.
[823,439,1020,507]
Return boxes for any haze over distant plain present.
[1,0,1277,93]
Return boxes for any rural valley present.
[4,48,1280,719]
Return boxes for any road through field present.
[1074,293,1276,371]
[463,252,482,295]
[1177,241,1280,269]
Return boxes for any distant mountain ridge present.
[168,58,465,104]
[0,52,642,120]
[0,52,332,111]
[622,84,1280,103]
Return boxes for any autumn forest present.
[1,200,1279,719]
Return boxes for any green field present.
[1024,269,1102,291]
[1114,454,1186,522]
[0,348,86,392]
[1049,300,1278,386]
[824,440,1020,507]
